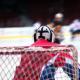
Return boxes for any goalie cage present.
[0,46,78,80]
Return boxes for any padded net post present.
[69,46,78,80]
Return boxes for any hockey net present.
[0,46,78,80]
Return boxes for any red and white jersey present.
[13,39,74,80]
[31,38,59,48]
[31,39,73,67]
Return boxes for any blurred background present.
[0,0,80,54]
[0,0,80,27]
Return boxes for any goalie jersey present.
[13,39,78,80]
[32,39,77,80]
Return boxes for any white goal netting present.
[0,46,78,80]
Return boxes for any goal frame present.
[0,45,78,80]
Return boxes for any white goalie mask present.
[34,26,55,42]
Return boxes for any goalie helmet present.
[34,26,55,42]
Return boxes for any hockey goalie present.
[14,25,80,80]
[33,25,80,80]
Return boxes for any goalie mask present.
[34,26,55,42]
